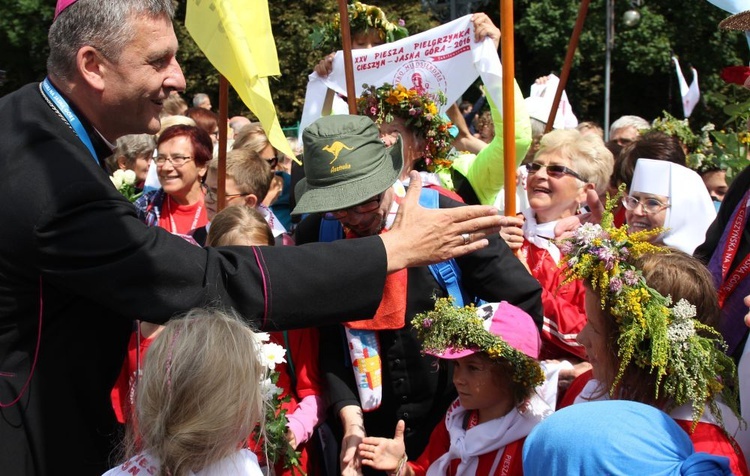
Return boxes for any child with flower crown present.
[355,300,551,476]
[206,206,325,476]
[558,197,749,475]
[104,309,266,476]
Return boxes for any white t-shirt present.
[102,449,263,476]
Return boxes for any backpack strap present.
[418,188,466,308]
[319,216,345,242]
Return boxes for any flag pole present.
[544,0,591,134]
[501,0,517,216]
[217,75,229,212]
[337,0,358,114]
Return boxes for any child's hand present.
[359,420,407,472]
[285,428,297,450]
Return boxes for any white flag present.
[673,56,700,118]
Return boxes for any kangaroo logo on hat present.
[323,141,354,164]
[292,115,404,216]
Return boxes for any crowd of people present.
[3,0,750,475]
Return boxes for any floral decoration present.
[358,82,454,171]
[559,189,740,428]
[648,111,700,151]
[110,169,142,203]
[310,2,408,53]
[412,298,544,393]
[689,85,750,181]
[686,122,750,180]
[721,66,750,86]
[250,333,304,474]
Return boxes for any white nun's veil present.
[629,158,716,254]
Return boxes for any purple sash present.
[707,188,750,354]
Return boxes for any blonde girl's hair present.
[206,206,275,247]
[536,129,614,197]
[231,122,270,154]
[127,309,264,476]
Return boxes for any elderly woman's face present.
[156,135,207,203]
[526,152,586,224]
[133,153,151,184]
[624,192,669,240]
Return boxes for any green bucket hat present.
[292,115,403,215]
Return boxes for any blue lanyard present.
[40,77,100,166]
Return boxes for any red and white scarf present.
[427,394,551,476]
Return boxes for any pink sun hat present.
[54,0,78,20]
[432,301,541,360]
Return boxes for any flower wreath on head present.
[310,2,408,53]
[412,298,545,395]
[358,82,454,172]
[648,111,700,151]
[559,188,740,429]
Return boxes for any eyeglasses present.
[526,162,588,182]
[261,155,279,169]
[205,188,249,202]
[155,155,193,167]
[324,196,382,220]
[621,195,670,214]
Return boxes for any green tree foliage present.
[0,0,54,93]
[173,0,438,126]
[2,1,748,131]
[507,0,748,127]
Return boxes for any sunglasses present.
[261,154,280,169]
[526,162,588,182]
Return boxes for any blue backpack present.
[318,187,468,307]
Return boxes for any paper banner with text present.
[299,15,505,139]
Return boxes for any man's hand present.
[381,172,505,272]
[340,405,366,476]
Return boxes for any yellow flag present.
[185,0,296,161]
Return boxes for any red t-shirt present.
[157,196,208,235]
[110,329,157,424]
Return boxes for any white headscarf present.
[629,158,716,254]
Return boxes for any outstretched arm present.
[359,420,413,476]
[381,171,505,272]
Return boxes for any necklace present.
[165,195,203,235]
